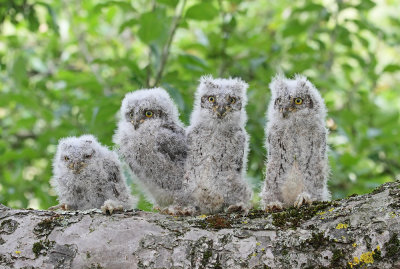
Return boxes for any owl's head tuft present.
[193,75,248,124]
[55,135,102,174]
[121,88,180,130]
[269,74,326,120]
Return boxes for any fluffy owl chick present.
[50,135,137,214]
[185,75,252,215]
[260,74,330,211]
[113,88,191,214]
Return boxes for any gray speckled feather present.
[113,88,189,211]
[260,74,330,210]
[51,135,136,212]
[185,75,252,214]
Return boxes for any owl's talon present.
[101,200,123,215]
[294,192,312,208]
[264,202,283,212]
[48,204,69,211]
[226,204,248,214]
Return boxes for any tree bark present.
[1,181,399,269]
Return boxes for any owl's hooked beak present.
[131,119,145,130]
[214,106,231,118]
[68,162,87,174]
[131,120,139,130]
[280,106,296,118]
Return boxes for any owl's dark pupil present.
[295,98,303,104]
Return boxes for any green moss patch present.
[0,219,19,234]
[330,249,345,267]
[385,233,400,259]
[33,216,62,236]
[32,240,54,257]
[272,201,338,229]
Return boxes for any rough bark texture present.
[0,181,400,269]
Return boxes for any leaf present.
[185,3,218,21]
[11,55,28,88]
[93,1,136,13]
[35,2,59,34]
[336,25,352,47]
[356,0,376,10]
[137,10,167,43]
[177,54,209,72]
[119,18,138,33]
[25,5,39,32]
[156,0,179,7]
[281,19,312,37]
[383,64,400,73]
[293,3,324,13]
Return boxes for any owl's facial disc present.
[213,105,231,118]
[127,108,161,129]
[64,156,88,174]
[275,96,309,118]
[62,146,95,173]
[202,94,239,119]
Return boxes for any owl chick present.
[260,74,330,211]
[113,88,191,214]
[185,75,252,215]
[50,135,137,214]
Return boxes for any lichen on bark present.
[0,181,399,268]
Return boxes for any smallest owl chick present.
[260,74,330,211]
[50,135,137,214]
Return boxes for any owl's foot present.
[162,205,196,216]
[153,206,161,212]
[226,203,249,215]
[48,204,69,211]
[264,201,283,212]
[101,200,123,215]
[294,192,312,208]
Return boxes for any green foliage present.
[0,0,399,210]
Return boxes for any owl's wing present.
[103,159,124,198]
[233,128,246,172]
[156,123,188,162]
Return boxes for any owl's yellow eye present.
[64,156,69,161]
[294,98,303,105]
[230,97,236,104]
[129,112,134,118]
[145,111,153,118]
[208,96,215,103]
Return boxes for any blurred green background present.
[0,0,399,210]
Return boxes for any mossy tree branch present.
[0,181,399,268]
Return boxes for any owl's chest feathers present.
[269,120,319,161]
[268,119,323,204]
[123,127,158,160]
[191,125,243,170]
[63,169,102,187]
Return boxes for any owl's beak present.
[69,162,86,174]
[131,120,140,130]
[215,106,230,118]
[281,106,295,118]
[282,109,289,118]
[131,119,145,130]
